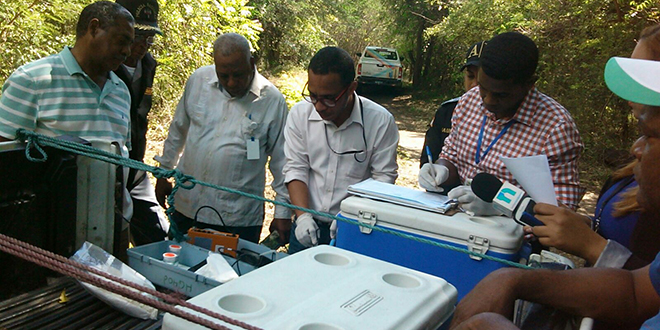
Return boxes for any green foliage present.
[249,0,395,70]
[322,0,394,54]
[149,0,263,135]
[0,0,85,78]
[267,69,306,109]
[249,0,328,70]
[379,0,446,86]
[423,0,658,173]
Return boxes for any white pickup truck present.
[356,46,403,89]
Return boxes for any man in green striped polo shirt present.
[0,1,136,259]
[0,1,134,147]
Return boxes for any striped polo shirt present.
[0,47,131,149]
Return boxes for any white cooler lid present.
[339,196,524,252]
[162,245,457,330]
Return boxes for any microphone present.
[470,173,544,227]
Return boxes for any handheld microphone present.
[470,173,544,227]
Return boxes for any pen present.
[425,146,437,179]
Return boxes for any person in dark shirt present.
[114,0,169,246]
[420,41,485,166]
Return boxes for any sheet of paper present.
[500,155,558,206]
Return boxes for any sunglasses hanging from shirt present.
[324,99,367,163]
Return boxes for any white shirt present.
[593,239,633,268]
[122,63,137,78]
[283,94,399,220]
[155,65,290,226]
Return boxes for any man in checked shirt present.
[419,32,583,215]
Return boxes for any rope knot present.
[171,170,196,190]
[17,129,48,162]
[152,167,176,179]
[152,168,195,189]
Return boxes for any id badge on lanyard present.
[247,114,260,160]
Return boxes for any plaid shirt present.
[440,87,584,209]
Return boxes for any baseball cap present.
[116,0,162,35]
[461,41,486,71]
[604,57,660,106]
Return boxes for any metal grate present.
[0,276,162,330]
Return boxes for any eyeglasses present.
[302,82,351,107]
[134,34,156,46]
[324,99,368,163]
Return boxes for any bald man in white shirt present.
[155,33,290,243]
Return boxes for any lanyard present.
[592,176,635,233]
[247,113,258,140]
[475,115,515,165]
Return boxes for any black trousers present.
[128,172,168,246]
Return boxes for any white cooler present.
[162,245,458,330]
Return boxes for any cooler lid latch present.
[467,235,490,261]
[357,211,377,234]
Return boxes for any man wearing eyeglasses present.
[114,0,169,246]
[280,46,399,254]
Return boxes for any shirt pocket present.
[188,96,209,126]
[345,149,372,180]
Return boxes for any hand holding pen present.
[418,146,450,192]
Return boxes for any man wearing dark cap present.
[419,32,583,214]
[420,41,486,167]
[115,0,168,246]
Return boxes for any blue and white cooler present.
[336,195,526,300]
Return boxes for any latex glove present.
[418,163,449,192]
[330,220,337,239]
[448,185,501,216]
[294,213,319,247]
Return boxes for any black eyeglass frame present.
[301,82,351,108]
[323,99,368,163]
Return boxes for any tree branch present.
[0,0,43,41]
[410,11,439,25]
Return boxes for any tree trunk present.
[422,36,435,81]
[412,20,424,87]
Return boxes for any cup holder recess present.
[217,294,265,314]
[313,253,350,266]
[299,323,343,330]
[382,273,421,288]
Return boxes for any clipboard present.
[347,179,457,214]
